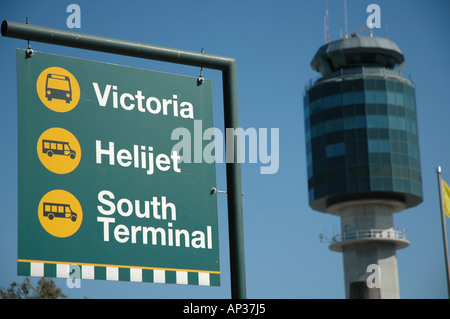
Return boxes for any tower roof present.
[311,36,405,76]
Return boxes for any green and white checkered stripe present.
[18,260,220,286]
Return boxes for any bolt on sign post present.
[17,49,220,286]
[1,20,247,299]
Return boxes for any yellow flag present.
[444,180,450,217]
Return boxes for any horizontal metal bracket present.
[211,187,244,196]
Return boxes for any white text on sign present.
[96,140,181,175]
[97,190,213,248]
[93,83,194,119]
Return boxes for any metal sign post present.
[2,20,246,299]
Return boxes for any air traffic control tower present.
[303,35,422,298]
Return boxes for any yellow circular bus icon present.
[38,189,83,238]
[36,67,80,112]
[37,127,81,174]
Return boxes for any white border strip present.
[20,261,216,286]
[30,262,44,277]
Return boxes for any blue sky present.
[1,0,449,299]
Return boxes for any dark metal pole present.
[1,20,246,299]
[1,20,233,70]
[223,63,247,299]
[436,166,450,299]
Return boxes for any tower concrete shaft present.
[329,200,409,298]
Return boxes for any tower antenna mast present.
[344,0,348,38]
[325,0,330,42]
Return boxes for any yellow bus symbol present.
[45,73,73,103]
[43,202,78,222]
[38,189,83,238]
[36,67,80,112]
[42,139,76,159]
[37,128,81,174]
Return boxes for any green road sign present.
[17,49,220,286]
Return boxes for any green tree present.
[1,277,67,299]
